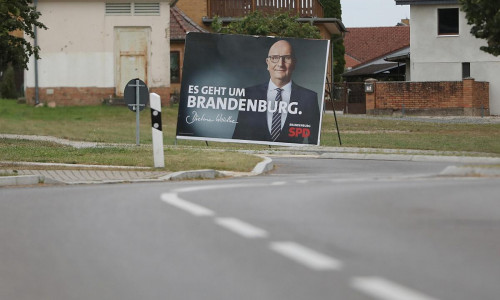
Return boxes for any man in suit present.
[232,40,320,145]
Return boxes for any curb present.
[319,153,500,164]
[2,152,499,186]
[159,155,275,181]
[0,155,275,186]
[251,155,274,174]
[440,166,500,177]
[160,169,226,181]
[0,175,64,186]
[0,175,42,186]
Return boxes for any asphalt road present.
[1,157,499,300]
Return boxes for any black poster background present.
[176,32,329,146]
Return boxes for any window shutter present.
[105,3,132,15]
[134,3,160,16]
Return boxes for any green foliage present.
[320,0,345,82]
[212,11,321,39]
[0,139,262,171]
[332,33,345,82]
[459,0,500,56]
[320,0,342,19]
[0,64,17,99]
[0,0,47,71]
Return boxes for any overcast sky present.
[340,0,410,28]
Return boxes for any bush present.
[212,11,321,39]
[0,65,18,99]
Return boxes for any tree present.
[320,0,345,82]
[459,0,500,56]
[212,11,321,39]
[0,64,17,98]
[0,0,47,72]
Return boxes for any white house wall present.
[409,4,500,115]
[25,0,170,104]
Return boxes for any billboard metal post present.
[330,39,342,146]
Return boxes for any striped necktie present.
[271,88,283,141]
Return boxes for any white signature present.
[186,111,237,125]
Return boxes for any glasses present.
[268,55,293,63]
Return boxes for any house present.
[169,6,207,102]
[332,25,410,114]
[171,0,346,89]
[25,0,171,106]
[395,0,500,115]
[343,25,410,82]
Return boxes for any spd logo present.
[289,127,310,138]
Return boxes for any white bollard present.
[150,93,165,168]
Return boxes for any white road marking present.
[173,183,261,193]
[295,179,309,184]
[271,181,287,186]
[215,218,269,238]
[161,193,214,216]
[270,241,343,271]
[351,277,440,300]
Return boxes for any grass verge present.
[1,98,499,171]
[0,139,262,172]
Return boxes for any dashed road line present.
[161,186,446,298]
[270,241,343,271]
[295,179,310,184]
[215,218,269,239]
[271,181,287,186]
[351,277,440,300]
[173,183,259,193]
[160,193,214,216]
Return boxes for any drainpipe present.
[34,0,39,105]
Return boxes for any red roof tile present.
[344,26,410,68]
[345,54,361,69]
[170,6,207,41]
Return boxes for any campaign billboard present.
[176,32,330,146]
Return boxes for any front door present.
[114,27,150,96]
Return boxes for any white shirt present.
[266,80,292,134]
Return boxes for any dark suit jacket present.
[232,81,320,144]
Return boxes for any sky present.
[340,0,410,28]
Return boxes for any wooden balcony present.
[207,0,324,19]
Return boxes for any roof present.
[343,46,410,77]
[296,18,346,36]
[345,54,361,68]
[170,6,207,41]
[343,26,410,68]
[343,63,400,77]
[384,47,411,62]
[395,0,459,5]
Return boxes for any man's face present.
[266,41,295,87]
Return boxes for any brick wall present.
[366,78,489,116]
[176,0,210,30]
[25,87,170,107]
[25,87,115,106]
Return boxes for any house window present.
[462,62,470,78]
[438,8,459,35]
[170,51,180,83]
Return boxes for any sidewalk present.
[1,134,499,186]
